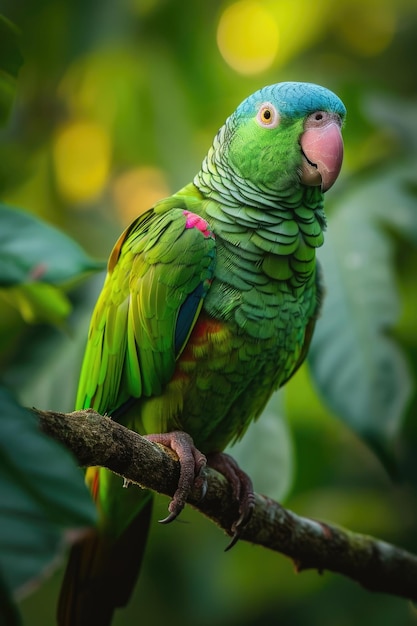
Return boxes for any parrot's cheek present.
[300,122,344,192]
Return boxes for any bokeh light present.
[2,1,417,625]
[217,1,279,74]
[52,120,111,205]
[112,166,171,225]
[336,2,396,56]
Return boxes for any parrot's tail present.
[57,497,153,626]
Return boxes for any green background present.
[1,0,417,624]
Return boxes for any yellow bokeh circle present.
[217,1,279,75]
[112,167,171,225]
[53,120,111,204]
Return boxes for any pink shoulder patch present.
[183,210,213,239]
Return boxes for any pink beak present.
[300,121,344,192]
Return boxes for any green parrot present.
[58,81,345,626]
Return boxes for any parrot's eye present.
[256,102,280,129]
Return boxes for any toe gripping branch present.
[144,432,255,549]
[207,451,255,550]
[144,431,207,524]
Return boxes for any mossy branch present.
[34,407,417,603]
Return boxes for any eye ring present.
[256,102,280,129]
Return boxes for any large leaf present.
[0,15,23,126]
[0,571,21,626]
[0,387,96,603]
[0,205,105,324]
[332,160,417,245]
[3,276,102,412]
[308,169,416,466]
[227,391,293,502]
[1,283,72,326]
[0,205,104,287]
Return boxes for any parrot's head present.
[223,81,346,195]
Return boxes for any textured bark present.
[35,407,417,602]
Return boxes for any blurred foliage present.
[0,205,104,325]
[0,389,96,611]
[0,0,417,625]
[0,14,23,126]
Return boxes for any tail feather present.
[57,498,153,626]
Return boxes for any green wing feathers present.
[58,206,216,626]
[76,206,216,417]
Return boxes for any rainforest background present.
[1,1,417,624]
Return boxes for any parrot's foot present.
[207,452,255,550]
[144,431,207,524]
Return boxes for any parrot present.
[58,81,346,626]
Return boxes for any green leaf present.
[0,205,105,324]
[3,276,101,412]
[308,175,414,468]
[227,392,293,501]
[0,571,21,626]
[0,387,96,597]
[1,283,72,326]
[0,15,23,126]
[365,94,417,154]
[332,160,417,245]
[0,205,105,287]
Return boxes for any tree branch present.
[34,407,417,602]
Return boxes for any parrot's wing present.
[76,207,216,415]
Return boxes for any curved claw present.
[225,489,256,550]
[158,511,179,525]
[225,532,240,552]
[144,431,207,524]
[207,452,255,550]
